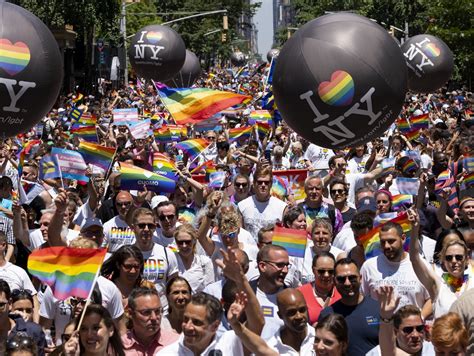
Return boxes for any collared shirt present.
[157,331,243,355]
[267,325,315,355]
[122,329,179,356]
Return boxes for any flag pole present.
[54,155,65,190]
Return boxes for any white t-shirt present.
[0,262,36,295]
[345,173,367,205]
[157,330,243,355]
[332,223,357,252]
[153,223,181,249]
[299,244,345,285]
[267,324,315,355]
[238,195,286,241]
[304,144,334,170]
[175,253,215,293]
[347,155,370,174]
[360,254,430,311]
[39,286,72,345]
[366,341,435,356]
[28,228,46,251]
[256,286,284,340]
[103,215,135,252]
[72,198,94,227]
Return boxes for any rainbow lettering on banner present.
[391,194,413,211]
[272,226,308,258]
[27,247,106,300]
[359,213,411,258]
[0,39,31,76]
[425,43,441,58]
[318,70,355,106]
[175,139,210,161]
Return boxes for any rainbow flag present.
[118,163,176,193]
[27,247,106,300]
[392,194,413,211]
[402,158,418,173]
[410,113,430,130]
[152,153,177,181]
[190,160,216,175]
[78,141,115,172]
[71,125,97,142]
[178,207,196,224]
[396,117,411,133]
[155,83,251,125]
[229,126,253,141]
[154,125,186,143]
[359,213,411,258]
[18,139,41,177]
[272,226,308,258]
[256,122,271,138]
[175,139,210,161]
[463,156,474,173]
[72,93,84,103]
[463,172,474,188]
[271,176,288,200]
[249,110,273,125]
[404,129,421,141]
[78,112,97,126]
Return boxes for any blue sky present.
[253,0,274,57]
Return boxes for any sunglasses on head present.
[6,336,34,351]
[445,254,465,262]
[401,324,425,334]
[335,275,359,284]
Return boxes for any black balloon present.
[164,50,201,88]
[267,48,280,62]
[273,13,407,149]
[401,34,454,93]
[128,25,186,81]
[0,2,62,138]
[230,51,246,66]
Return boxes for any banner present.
[273,169,308,201]
[113,108,139,125]
[51,148,89,182]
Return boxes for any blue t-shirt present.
[319,296,380,356]
[0,198,12,218]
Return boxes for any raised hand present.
[227,291,248,326]
[54,188,69,213]
[407,207,420,227]
[376,285,400,320]
[215,248,244,283]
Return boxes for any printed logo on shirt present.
[261,306,274,317]
[108,227,135,250]
[144,258,166,281]
[366,316,379,326]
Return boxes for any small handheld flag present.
[272,226,308,258]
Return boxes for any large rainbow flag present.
[272,226,307,258]
[118,163,176,193]
[175,139,210,161]
[155,83,251,124]
[359,213,411,258]
[249,110,273,125]
[71,125,98,142]
[78,141,115,172]
[410,113,430,130]
[27,247,106,300]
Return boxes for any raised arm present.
[47,189,68,247]
[376,285,400,356]
[196,192,222,256]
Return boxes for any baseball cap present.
[81,218,103,231]
[151,195,169,210]
[356,196,377,213]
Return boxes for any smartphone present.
[264,150,272,161]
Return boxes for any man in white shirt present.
[153,200,180,248]
[360,221,431,318]
[103,191,136,252]
[238,165,286,240]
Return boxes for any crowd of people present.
[0,63,472,355]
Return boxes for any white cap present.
[151,195,169,210]
[433,118,444,125]
[413,109,423,116]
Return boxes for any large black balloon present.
[273,13,408,149]
[128,25,186,81]
[267,48,280,62]
[401,34,454,93]
[164,50,201,88]
[0,2,62,138]
[230,51,246,66]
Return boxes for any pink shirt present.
[122,329,179,356]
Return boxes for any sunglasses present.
[69,297,86,307]
[6,336,34,351]
[316,269,335,275]
[136,223,157,230]
[206,136,216,140]
[235,182,248,188]
[159,214,175,222]
[445,254,465,262]
[401,324,425,334]
[377,200,390,204]
[122,263,141,271]
[335,275,359,284]
[263,261,291,270]
[331,189,346,195]
[176,239,194,246]
[116,201,132,207]
[256,180,271,186]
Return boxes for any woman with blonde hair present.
[173,224,215,292]
[431,312,468,355]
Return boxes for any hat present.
[356,196,377,213]
[81,218,103,231]
[151,195,169,210]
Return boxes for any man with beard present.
[319,258,379,356]
[123,287,179,354]
[266,288,314,354]
[360,221,431,318]
[369,285,435,355]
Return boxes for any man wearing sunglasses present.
[153,200,179,248]
[319,258,380,356]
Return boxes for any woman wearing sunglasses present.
[408,209,474,318]
[173,224,215,293]
[298,252,341,326]
[329,178,355,225]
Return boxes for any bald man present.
[103,190,136,252]
[265,288,314,354]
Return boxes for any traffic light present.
[223,15,228,30]
[222,32,227,42]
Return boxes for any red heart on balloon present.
[318,70,355,106]
[0,39,31,76]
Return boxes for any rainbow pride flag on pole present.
[359,213,411,258]
[175,139,210,161]
[155,83,251,125]
[78,141,115,172]
[118,163,176,193]
[272,226,308,258]
[228,126,253,141]
[391,194,413,211]
[152,153,177,181]
[249,110,273,125]
[27,247,106,300]
[256,122,271,139]
[410,113,430,130]
[71,125,98,143]
[18,139,41,177]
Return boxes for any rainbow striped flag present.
[178,207,196,224]
[359,213,411,258]
[78,112,97,126]
[155,83,251,124]
[256,122,271,139]
[190,160,216,175]
[72,93,84,103]
[118,163,176,193]
[249,110,273,125]
[229,126,253,141]
[78,141,115,172]
[404,129,421,141]
[27,247,106,300]
[271,176,288,200]
[392,194,413,211]
[402,158,418,173]
[154,125,186,143]
[272,226,308,258]
[175,139,210,161]
[396,117,411,133]
[410,113,430,130]
[152,153,177,181]
[463,172,474,188]
[18,139,41,177]
[71,125,98,142]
